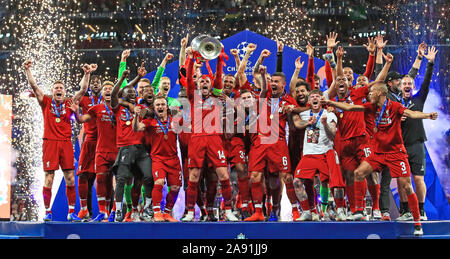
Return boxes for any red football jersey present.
[335,86,369,140]
[114,106,144,147]
[256,90,299,142]
[40,95,73,141]
[142,116,180,160]
[362,99,407,153]
[87,103,117,153]
[80,95,101,141]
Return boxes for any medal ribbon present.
[309,108,324,130]
[52,99,63,119]
[375,98,388,129]
[155,115,170,136]
[103,102,115,125]
[91,95,102,106]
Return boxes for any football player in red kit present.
[323,82,438,236]
[181,45,239,222]
[24,60,93,222]
[70,79,120,222]
[244,66,301,222]
[77,71,102,221]
[133,95,181,222]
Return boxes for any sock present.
[186,180,199,211]
[320,185,329,212]
[145,198,152,209]
[299,200,310,211]
[42,186,52,211]
[251,181,263,207]
[304,180,315,210]
[115,201,122,211]
[131,184,141,209]
[151,184,163,212]
[285,181,299,205]
[407,193,421,226]
[96,174,107,213]
[346,183,355,213]
[419,202,424,213]
[78,177,88,210]
[164,188,179,212]
[237,177,250,204]
[220,180,233,210]
[367,183,380,210]
[206,180,218,208]
[124,184,133,212]
[354,180,366,212]
[66,185,76,213]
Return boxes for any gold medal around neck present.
[340,113,343,118]
[245,125,250,131]
[55,118,61,123]
[126,121,131,126]
[164,134,168,140]
[373,127,378,133]
[270,114,274,120]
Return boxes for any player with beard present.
[322,83,438,236]
[291,89,347,221]
[181,45,239,222]
[133,96,181,222]
[70,79,121,222]
[395,46,437,221]
[286,80,311,220]
[244,66,300,222]
[77,71,103,222]
[24,60,93,222]
[110,63,155,222]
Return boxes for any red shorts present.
[95,151,118,174]
[77,139,97,175]
[337,135,370,172]
[294,150,345,188]
[188,135,227,169]
[152,157,182,187]
[364,151,411,178]
[248,137,290,174]
[42,139,74,171]
[229,136,248,167]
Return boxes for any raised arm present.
[373,34,387,79]
[372,52,394,84]
[238,43,257,87]
[417,46,437,102]
[275,36,284,72]
[259,65,268,98]
[327,46,346,99]
[289,56,304,94]
[152,53,173,93]
[73,63,96,103]
[306,42,316,89]
[68,99,92,123]
[324,32,340,87]
[408,42,427,79]
[119,49,130,88]
[179,33,189,69]
[111,69,129,109]
[363,37,376,79]
[126,62,147,89]
[23,59,44,104]
[212,47,225,96]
